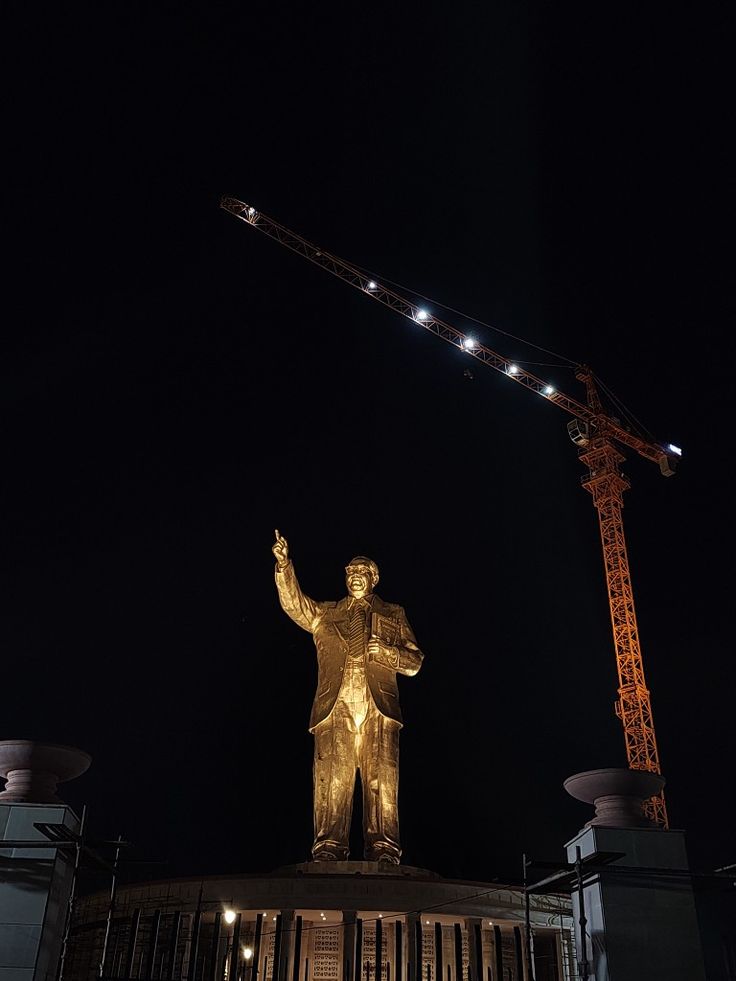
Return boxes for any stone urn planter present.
[0,740,91,804]
[564,767,666,829]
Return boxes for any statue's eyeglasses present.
[345,566,371,576]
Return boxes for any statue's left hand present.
[367,638,394,664]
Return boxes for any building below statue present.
[66,862,573,981]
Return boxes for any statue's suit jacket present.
[275,562,424,731]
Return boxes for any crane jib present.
[220,196,677,476]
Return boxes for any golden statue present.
[273,530,424,864]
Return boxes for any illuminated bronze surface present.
[273,530,423,864]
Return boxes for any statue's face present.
[346,564,374,599]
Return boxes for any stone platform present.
[67,861,574,981]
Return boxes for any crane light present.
[544,385,555,396]
[462,338,477,351]
[247,206,256,217]
[508,364,519,375]
[367,281,378,291]
[668,443,682,456]
[416,309,429,321]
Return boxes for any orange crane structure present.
[220,195,681,826]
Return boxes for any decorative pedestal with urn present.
[563,768,706,981]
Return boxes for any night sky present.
[4,4,733,888]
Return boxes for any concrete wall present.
[0,804,80,981]
[566,825,706,981]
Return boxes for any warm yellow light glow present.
[243,948,254,960]
[273,528,421,866]
[224,910,237,925]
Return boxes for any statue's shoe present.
[312,848,343,862]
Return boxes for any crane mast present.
[573,369,667,825]
[221,195,677,826]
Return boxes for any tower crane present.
[220,195,681,826]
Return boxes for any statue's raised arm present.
[273,530,323,633]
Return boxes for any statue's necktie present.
[348,600,367,660]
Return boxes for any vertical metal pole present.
[522,853,536,981]
[342,912,355,981]
[575,847,589,981]
[252,915,264,981]
[207,913,222,981]
[272,915,283,981]
[122,910,141,980]
[98,835,125,979]
[414,920,422,981]
[143,911,162,981]
[434,924,442,981]
[304,959,309,981]
[395,920,403,981]
[189,909,203,981]
[355,919,363,981]
[472,923,482,981]
[229,915,242,981]
[376,919,382,981]
[58,804,88,981]
[492,927,503,981]
[453,925,462,981]
[292,916,302,981]
[166,912,182,980]
[512,930,522,981]
[412,924,424,981]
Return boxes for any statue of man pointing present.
[273,530,424,864]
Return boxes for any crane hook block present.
[659,454,677,477]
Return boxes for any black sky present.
[3,3,734,886]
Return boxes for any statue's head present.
[345,556,379,598]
